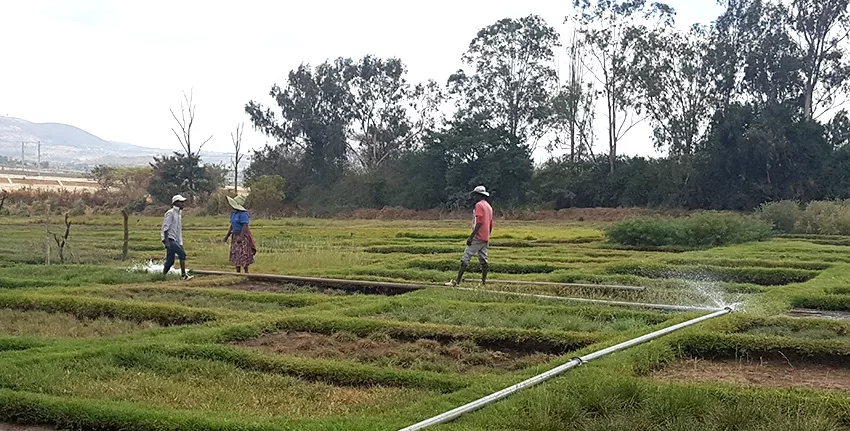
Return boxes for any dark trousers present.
[163,241,187,274]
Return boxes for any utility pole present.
[37,141,41,176]
[20,142,24,168]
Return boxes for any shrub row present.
[0,294,218,326]
[605,263,818,286]
[731,315,850,335]
[758,200,850,235]
[488,241,538,248]
[395,232,469,240]
[606,213,772,248]
[211,314,604,355]
[0,336,48,353]
[406,259,558,274]
[148,344,467,393]
[809,238,850,246]
[394,232,516,241]
[0,389,294,431]
[0,265,161,289]
[673,332,850,362]
[121,286,321,308]
[790,294,850,312]
[364,245,457,254]
[775,233,849,240]
[346,297,671,329]
[827,286,850,295]
[535,237,602,244]
[664,258,830,271]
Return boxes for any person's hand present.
[223,237,229,243]
[162,239,171,248]
[466,237,473,246]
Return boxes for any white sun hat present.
[171,194,188,204]
[471,185,490,197]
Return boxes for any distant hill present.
[0,116,231,169]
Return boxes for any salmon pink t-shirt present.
[474,200,493,242]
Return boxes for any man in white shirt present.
[161,194,192,280]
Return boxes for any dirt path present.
[654,357,850,391]
[786,308,850,320]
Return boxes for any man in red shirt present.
[447,185,493,287]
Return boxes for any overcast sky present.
[0,0,724,160]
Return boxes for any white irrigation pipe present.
[192,270,712,313]
[398,307,733,431]
[452,286,723,313]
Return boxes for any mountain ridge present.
[0,116,231,168]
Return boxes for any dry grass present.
[0,308,159,338]
[234,331,556,374]
[24,356,437,419]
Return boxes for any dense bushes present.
[246,175,287,215]
[606,213,772,248]
[756,201,800,233]
[674,332,850,361]
[210,314,604,355]
[365,245,457,254]
[758,200,850,235]
[406,259,557,274]
[606,263,818,286]
[790,295,850,312]
[0,294,218,325]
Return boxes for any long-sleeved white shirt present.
[161,206,183,245]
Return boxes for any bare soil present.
[654,357,850,391]
[786,308,850,321]
[12,178,60,186]
[228,280,414,296]
[229,281,351,295]
[234,331,556,374]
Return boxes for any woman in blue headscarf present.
[223,195,256,273]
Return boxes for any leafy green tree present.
[346,56,443,171]
[790,0,850,119]
[550,28,596,163]
[448,15,560,148]
[147,154,218,205]
[245,145,306,198]
[430,115,533,207]
[692,103,830,210]
[89,165,118,189]
[571,0,675,171]
[246,175,286,213]
[711,0,803,108]
[825,110,850,148]
[635,24,714,156]
[246,59,353,186]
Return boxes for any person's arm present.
[469,203,484,245]
[161,211,172,245]
[244,224,257,254]
[223,226,232,243]
[468,223,482,246]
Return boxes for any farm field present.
[0,215,850,430]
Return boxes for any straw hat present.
[226,195,247,211]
